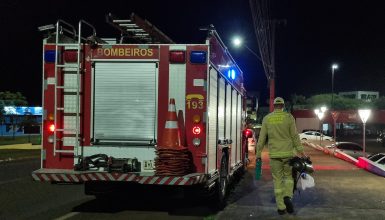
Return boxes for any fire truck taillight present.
[169,50,186,63]
[48,113,54,121]
[193,115,201,123]
[192,126,201,135]
[190,51,207,64]
[244,129,252,138]
[48,124,55,132]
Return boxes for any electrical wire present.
[249,0,276,80]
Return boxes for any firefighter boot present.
[284,196,294,214]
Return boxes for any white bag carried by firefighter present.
[299,173,315,190]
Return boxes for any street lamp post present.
[314,106,327,146]
[358,109,371,157]
[331,64,338,109]
[331,63,338,144]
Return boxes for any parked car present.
[299,131,333,141]
[329,142,371,159]
[368,153,385,170]
[376,132,385,147]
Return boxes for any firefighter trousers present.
[269,157,294,210]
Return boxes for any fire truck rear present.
[33,14,249,205]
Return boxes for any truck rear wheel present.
[211,154,229,210]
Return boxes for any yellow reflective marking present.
[268,115,284,124]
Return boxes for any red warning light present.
[244,129,252,138]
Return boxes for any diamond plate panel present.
[64,74,78,92]
[63,137,77,146]
[64,116,78,134]
[64,95,78,113]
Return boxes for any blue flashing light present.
[190,51,207,64]
[44,50,56,63]
[226,68,237,80]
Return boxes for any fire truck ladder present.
[106,13,174,44]
[53,20,96,157]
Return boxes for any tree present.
[0,91,27,106]
[0,91,28,138]
[289,94,307,111]
[306,94,373,110]
[373,97,385,110]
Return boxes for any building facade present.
[339,91,379,102]
[0,106,42,136]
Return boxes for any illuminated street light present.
[358,109,371,157]
[321,106,327,113]
[314,106,327,145]
[231,36,274,111]
[232,37,242,47]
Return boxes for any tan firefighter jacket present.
[256,109,304,158]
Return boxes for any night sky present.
[1,0,384,106]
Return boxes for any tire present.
[212,154,229,210]
[243,150,249,173]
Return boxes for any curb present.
[0,143,41,150]
[0,155,40,163]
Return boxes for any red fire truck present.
[33,13,249,205]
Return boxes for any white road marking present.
[54,212,80,220]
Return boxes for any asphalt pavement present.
[1,143,385,219]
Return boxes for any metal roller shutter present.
[226,84,232,140]
[218,77,226,140]
[231,90,238,162]
[208,68,218,172]
[93,62,157,142]
[237,94,242,162]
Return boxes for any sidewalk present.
[217,145,385,219]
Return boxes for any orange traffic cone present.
[160,98,181,149]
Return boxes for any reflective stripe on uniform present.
[269,151,295,158]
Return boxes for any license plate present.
[143,160,155,170]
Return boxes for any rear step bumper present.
[32,169,208,186]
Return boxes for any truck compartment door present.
[93,62,157,144]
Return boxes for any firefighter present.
[256,97,306,215]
